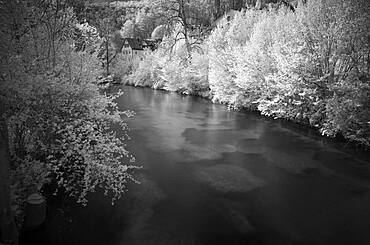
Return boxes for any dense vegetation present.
[0,0,369,242]
[0,0,138,234]
[126,0,370,146]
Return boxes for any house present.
[121,38,160,64]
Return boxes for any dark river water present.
[22,86,370,245]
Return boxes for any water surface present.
[22,86,370,245]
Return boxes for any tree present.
[126,0,370,146]
[143,0,213,58]
[99,17,119,75]
[120,19,137,38]
[135,8,157,38]
[151,25,168,39]
[207,0,370,145]
[0,0,138,234]
[82,2,123,75]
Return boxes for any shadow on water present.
[22,86,370,245]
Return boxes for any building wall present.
[121,47,146,66]
[121,46,133,61]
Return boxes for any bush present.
[130,33,209,96]
[0,2,139,222]
[207,0,370,145]
[129,0,370,146]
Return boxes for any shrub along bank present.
[126,0,370,146]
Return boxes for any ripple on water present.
[261,148,323,174]
[121,174,166,243]
[194,164,266,193]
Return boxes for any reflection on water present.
[23,86,370,245]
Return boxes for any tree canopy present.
[0,0,139,233]
[128,0,370,146]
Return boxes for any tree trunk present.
[106,39,110,75]
[179,0,191,60]
[214,0,221,19]
[0,119,18,245]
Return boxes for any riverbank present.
[122,79,369,154]
[24,84,370,245]
[119,0,369,149]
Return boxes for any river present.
[21,86,370,245]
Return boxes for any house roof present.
[122,38,161,51]
[124,38,143,50]
[142,39,160,51]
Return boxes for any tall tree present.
[99,17,118,75]
[144,0,213,58]
[0,0,138,236]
